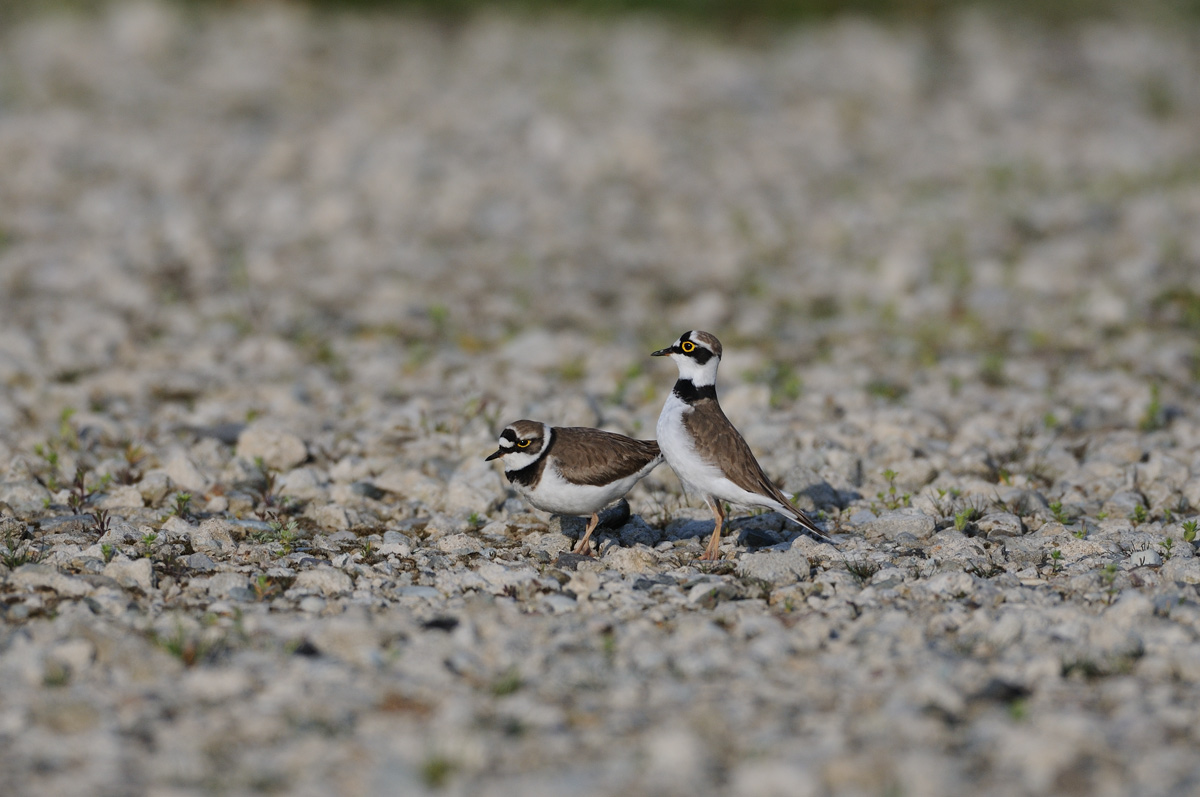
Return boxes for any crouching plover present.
[651,331,832,560]
[486,420,663,555]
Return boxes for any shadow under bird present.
[486,420,663,555]
[652,330,834,560]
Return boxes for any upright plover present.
[486,420,662,555]
[651,331,832,559]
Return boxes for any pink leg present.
[573,512,600,556]
[700,498,726,561]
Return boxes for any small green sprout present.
[876,469,911,510]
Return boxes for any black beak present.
[651,347,671,357]
[485,449,504,461]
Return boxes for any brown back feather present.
[682,399,826,537]
[549,427,662,487]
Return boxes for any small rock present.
[728,760,819,797]
[165,451,207,493]
[183,552,216,571]
[783,466,843,512]
[136,470,171,505]
[373,467,441,506]
[8,564,92,597]
[97,520,140,545]
[540,593,578,613]
[395,586,440,600]
[867,509,937,541]
[182,668,253,704]
[977,512,1025,539]
[436,533,484,554]
[0,481,51,515]
[204,572,250,598]
[189,518,237,555]
[299,595,326,613]
[1161,556,1200,584]
[1129,550,1162,568]
[738,544,811,585]
[922,571,978,597]
[565,570,601,599]
[102,556,156,592]
[292,566,353,596]
[280,467,327,501]
[98,484,144,510]
[475,561,538,592]
[688,580,745,608]
[310,504,350,531]
[603,547,657,574]
[870,567,906,589]
[236,422,308,471]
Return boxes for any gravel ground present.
[2,2,1200,795]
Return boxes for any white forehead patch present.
[499,438,514,448]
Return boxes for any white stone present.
[236,423,308,471]
[292,566,353,596]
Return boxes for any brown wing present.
[684,400,829,538]
[550,427,662,487]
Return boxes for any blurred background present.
[0,0,1198,443]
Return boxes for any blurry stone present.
[565,570,601,599]
[604,547,657,574]
[97,520,140,545]
[136,470,172,505]
[373,467,441,506]
[9,564,92,597]
[1161,557,1200,584]
[866,509,937,541]
[0,481,51,515]
[783,466,842,511]
[476,561,539,592]
[299,596,326,612]
[236,422,308,471]
[1002,488,1050,518]
[444,457,501,515]
[729,761,818,797]
[188,518,237,555]
[183,552,216,571]
[48,638,95,676]
[1130,550,1162,568]
[310,504,350,531]
[165,451,207,493]
[203,572,249,598]
[738,544,811,585]
[182,668,253,704]
[280,467,327,501]
[102,556,156,592]
[98,484,143,510]
[330,456,371,483]
[30,695,101,734]
[688,580,745,607]
[292,566,353,596]
[922,571,978,597]
[977,512,1025,539]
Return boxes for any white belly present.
[656,394,789,513]
[516,461,652,517]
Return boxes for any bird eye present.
[518,440,532,448]
[680,341,696,353]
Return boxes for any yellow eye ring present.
[518,440,532,448]
[680,341,696,353]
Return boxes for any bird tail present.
[783,504,835,543]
